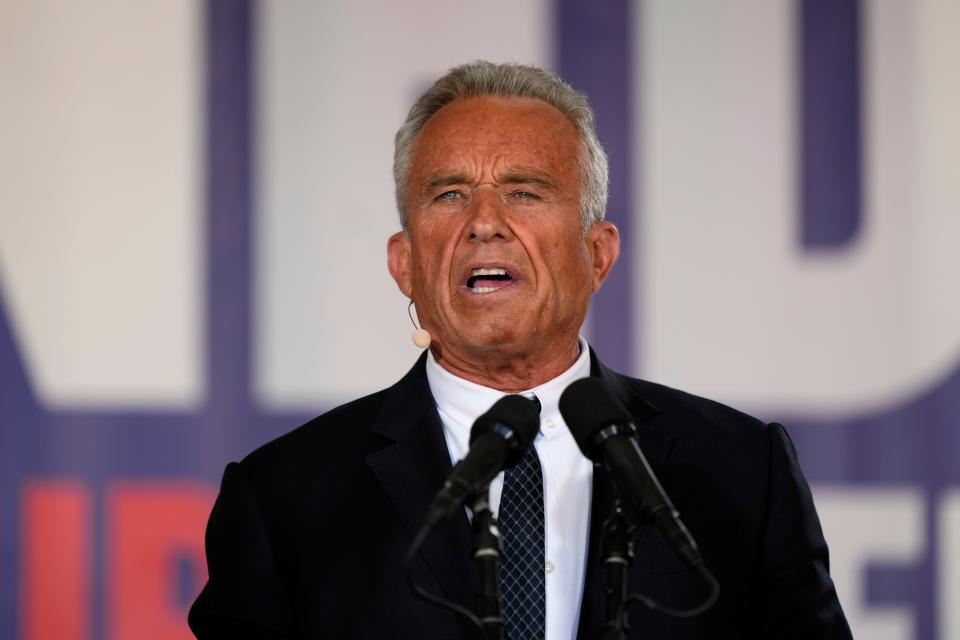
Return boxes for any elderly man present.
[189,62,850,639]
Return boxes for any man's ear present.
[387,231,414,298]
[586,221,620,293]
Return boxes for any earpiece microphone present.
[408,300,432,348]
[413,328,432,348]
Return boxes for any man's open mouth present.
[465,267,516,294]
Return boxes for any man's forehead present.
[409,96,580,178]
[417,95,577,145]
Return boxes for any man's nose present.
[464,189,513,242]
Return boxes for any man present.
[189,61,851,639]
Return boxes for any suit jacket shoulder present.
[239,388,392,494]
[582,354,851,638]
[190,354,478,639]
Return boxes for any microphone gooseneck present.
[559,378,703,568]
[560,378,719,630]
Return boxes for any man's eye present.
[437,191,462,201]
[513,190,539,200]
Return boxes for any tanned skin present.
[388,96,619,392]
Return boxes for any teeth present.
[471,268,507,277]
[473,287,497,294]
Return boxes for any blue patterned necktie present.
[498,441,546,639]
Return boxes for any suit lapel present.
[364,354,475,607]
[577,353,676,639]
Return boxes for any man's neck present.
[429,339,582,392]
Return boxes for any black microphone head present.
[559,378,635,461]
[469,394,540,467]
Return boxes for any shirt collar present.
[425,338,592,434]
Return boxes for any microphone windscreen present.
[559,378,634,459]
[470,394,541,464]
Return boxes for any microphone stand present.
[600,499,637,640]
[470,490,505,640]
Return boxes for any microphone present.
[412,328,432,348]
[407,300,432,348]
[424,394,540,527]
[559,378,704,568]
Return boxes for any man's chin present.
[435,329,530,359]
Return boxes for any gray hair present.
[393,60,609,230]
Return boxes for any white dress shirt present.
[425,340,594,640]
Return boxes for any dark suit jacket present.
[189,351,851,639]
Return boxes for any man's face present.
[388,96,618,367]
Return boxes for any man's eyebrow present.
[498,168,558,189]
[420,168,559,193]
[422,172,471,193]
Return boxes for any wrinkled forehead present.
[408,95,583,182]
